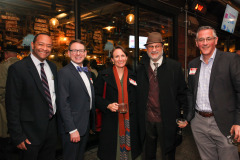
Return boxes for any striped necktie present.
[40,63,54,119]
[153,63,158,78]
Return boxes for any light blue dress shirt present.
[196,49,217,112]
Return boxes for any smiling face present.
[68,42,87,66]
[31,34,52,62]
[111,48,128,69]
[146,42,164,62]
[196,29,218,58]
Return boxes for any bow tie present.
[77,66,88,73]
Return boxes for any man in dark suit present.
[187,26,240,159]
[5,33,58,160]
[58,39,95,160]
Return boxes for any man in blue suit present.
[58,39,95,160]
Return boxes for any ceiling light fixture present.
[103,26,115,31]
[126,13,135,24]
[49,18,59,28]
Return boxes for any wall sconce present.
[126,13,135,24]
[103,26,115,31]
[49,18,59,28]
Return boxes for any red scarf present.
[113,65,131,159]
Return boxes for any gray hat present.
[144,32,163,46]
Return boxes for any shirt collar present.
[30,53,47,66]
[150,55,163,67]
[71,61,83,69]
[200,48,217,63]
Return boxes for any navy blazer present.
[58,63,95,135]
[187,50,240,136]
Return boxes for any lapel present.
[102,67,118,90]
[193,58,201,97]
[47,60,57,92]
[85,71,95,99]
[141,56,150,79]
[68,63,89,96]
[127,70,136,87]
[209,50,221,92]
[26,56,47,100]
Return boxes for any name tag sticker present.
[90,78,93,84]
[129,78,137,86]
[189,68,197,75]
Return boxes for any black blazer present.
[57,63,95,135]
[94,67,141,160]
[5,56,58,146]
[187,50,240,136]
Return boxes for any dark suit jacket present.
[94,67,141,160]
[5,56,58,146]
[187,49,240,136]
[58,63,95,136]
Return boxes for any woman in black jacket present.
[94,45,141,160]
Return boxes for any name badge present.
[129,78,137,86]
[90,78,93,84]
[189,68,197,75]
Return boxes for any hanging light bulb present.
[126,13,135,24]
[49,18,59,28]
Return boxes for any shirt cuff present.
[69,129,77,134]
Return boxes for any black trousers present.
[20,116,58,160]
[143,121,175,160]
[0,137,18,160]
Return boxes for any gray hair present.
[196,26,217,39]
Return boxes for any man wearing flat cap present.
[136,32,188,159]
[0,45,19,159]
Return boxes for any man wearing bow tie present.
[58,39,95,160]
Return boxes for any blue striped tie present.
[40,63,54,119]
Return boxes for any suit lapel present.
[47,60,57,92]
[85,71,95,99]
[68,63,89,95]
[209,50,221,92]
[26,56,46,100]
[102,68,118,90]
[193,59,201,97]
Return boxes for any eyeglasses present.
[197,37,216,43]
[147,45,162,50]
[69,49,85,54]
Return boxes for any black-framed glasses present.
[69,49,85,54]
[197,37,216,43]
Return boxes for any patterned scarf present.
[113,65,131,160]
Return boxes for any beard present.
[147,49,163,62]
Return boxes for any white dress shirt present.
[196,48,217,112]
[69,61,93,134]
[30,54,56,114]
[150,55,163,71]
